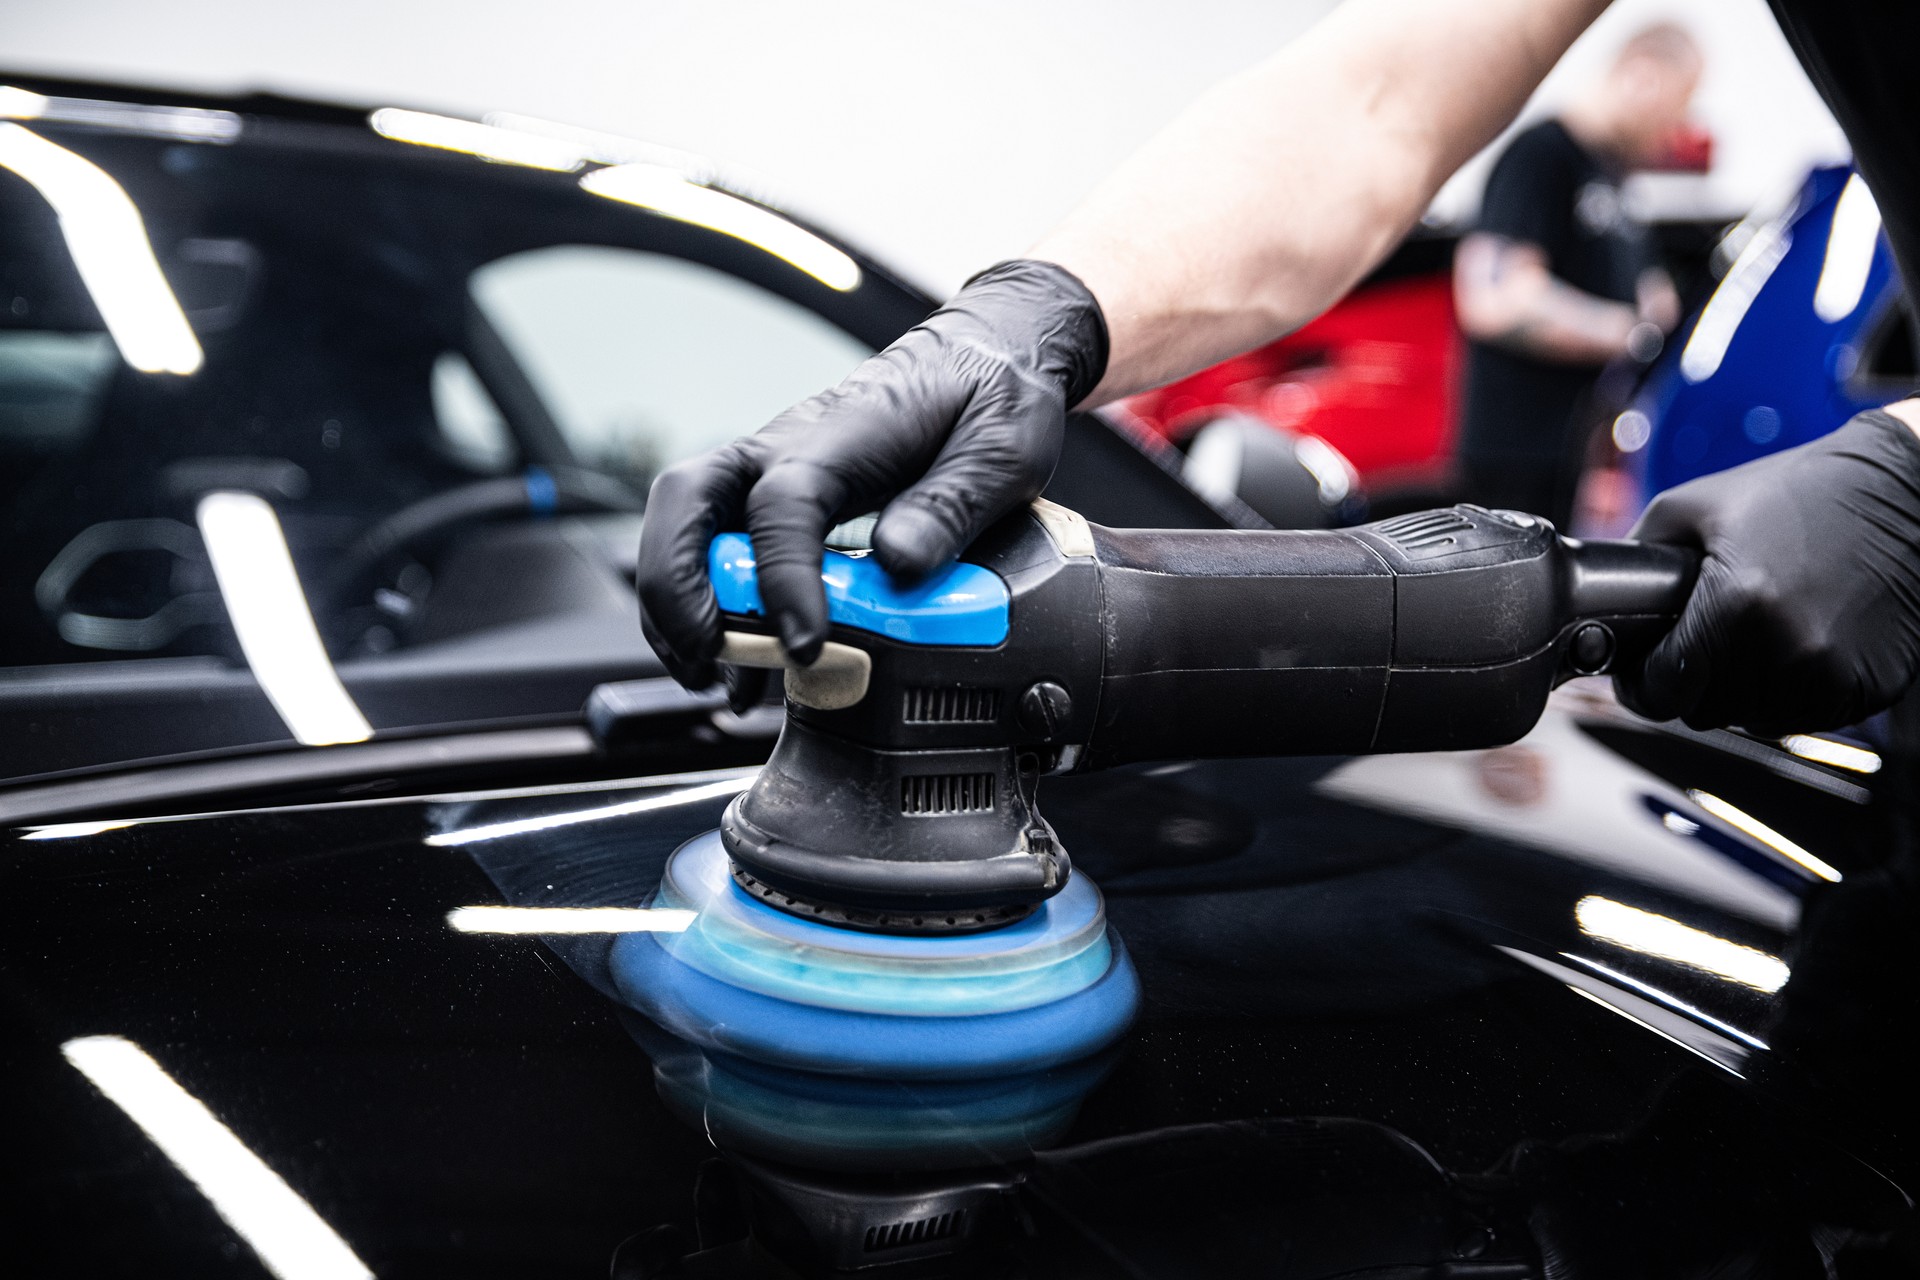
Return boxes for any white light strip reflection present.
[1293,435,1355,504]
[0,85,50,119]
[62,1036,372,1280]
[1661,810,1700,836]
[1575,895,1790,993]
[1181,422,1242,506]
[1688,789,1842,882]
[2,88,240,142]
[1500,946,1750,1076]
[22,819,139,840]
[1567,987,1745,1077]
[427,776,752,846]
[1681,213,1791,383]
[447,905,695,934]
[0,123,203,374]
[581,164,862,291]
[1562,952,1769,1049]
[1813,174,1882,323]
[1781,734,1882,775]
[484,112,722,180]
[197,492,371,747]
[369,108,587,172]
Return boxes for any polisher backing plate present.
[611,830,1139,1080]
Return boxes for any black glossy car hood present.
[3,691,1914,1277]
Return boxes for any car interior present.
[0,106,1241,787]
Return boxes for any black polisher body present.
[716,503,1696,930]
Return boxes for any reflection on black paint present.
[7,703,1920,1274]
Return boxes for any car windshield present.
[0,101,919,781]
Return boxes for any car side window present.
[0,330,116,453]
[430,351,517,475]
[468,246,872,488]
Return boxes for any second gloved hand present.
[1615,406,1920,735]
[636,259,1108,689]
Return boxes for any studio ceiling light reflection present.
[197,492,372,747]
[484,112,725,181]
[0,123,202,374]
[1780,734,1881,775]
[426,775,753,846]
[1563,952,1768,1049]
[3,85,240,141]
[1575,895,1789,993]
[1566,987,1746,1077]
[1688,789,1842,882]
[0,85,49,119]
[1812,173,1882,323]
[21,818,140,840]
[369,108,588,172]
[447,905,695,934]
[1681,211,1791,384]
[581,164,862,291]
[62,1036,371,1280]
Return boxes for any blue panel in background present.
[1616,165,1904,523]
[708,531,1010,646]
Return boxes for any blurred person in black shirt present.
[1452,24,1698,527]
[644,0,1920,745]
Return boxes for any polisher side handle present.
[1559,537,1699,687]
[1081,506,1697,767]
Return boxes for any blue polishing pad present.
[611,830,1139,1080]
[650,829,1113,1016]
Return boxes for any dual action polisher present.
[613,502,1695,1080]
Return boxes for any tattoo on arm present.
[1454,234,1636,364]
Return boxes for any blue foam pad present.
[613,926,1137,1079]
[611,831,1140,1079]
[650,830,1112,1017]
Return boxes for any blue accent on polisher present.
[708,531,1011,646]
[612,831,1139,1080]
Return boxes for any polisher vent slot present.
[864,1209,966,1253]
[901,773,995,815]
[903,686,1001,724]
[1377,509,1473,551]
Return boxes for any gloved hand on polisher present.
[637,259,1108,688]
[1615,406,1920,735]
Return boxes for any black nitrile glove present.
[637,259,1108,688]
[1615,406,1920,735]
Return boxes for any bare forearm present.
[1499,282,1636,362]
[1887,398,1920,440]
[1454,234,1638,363]
[1032,0,1611,406]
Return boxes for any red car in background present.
[1115,127,1714,521]
[1115,240,1464,512]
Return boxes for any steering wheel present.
[320,466,642,649]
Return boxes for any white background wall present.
[5,0,1849,294]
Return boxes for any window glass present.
[470,246,872,486]
[431,351,517,474]
[0,331,115,452]
[0,120,906,780]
